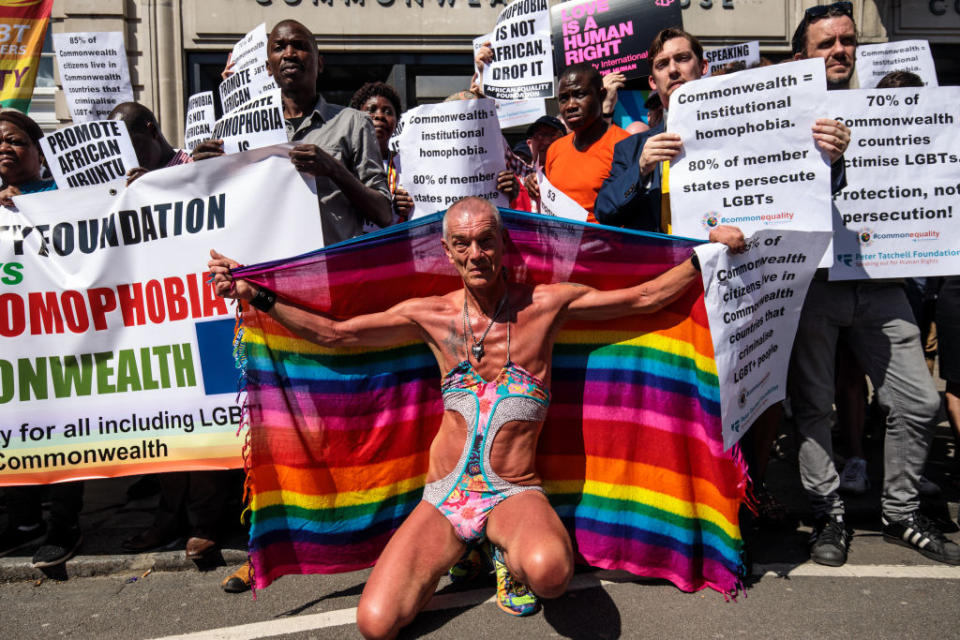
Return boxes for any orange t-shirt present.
[544,124,629,223]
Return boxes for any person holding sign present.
[208,196,745,639]
[109,102,192,185]
[787,2,959,569]
[194,20,391,245]
[595,27,850,232]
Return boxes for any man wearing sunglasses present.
[788,1,958,569]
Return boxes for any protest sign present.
[668,59,833,266]
[535,169,588,222]
[53,32,133,122]
[856,40,938,89]
[829,87,960,280]
[704,41,760,77]
[219,24,277,115]
[0,145,324,486]
[229,22,269,72]
[479,0,553,100]
[39,120,140,189]
[0,0,53,112]
[495,97,547,130]
[395,99,508,217]
[184,91,216,152]
[551,0,681,79]
[213,89,287,154]
[696,230,831,450]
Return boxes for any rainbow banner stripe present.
[235,210,747,595]
[0,0,53,112]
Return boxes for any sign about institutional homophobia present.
[535,169,589,222]
[213,89,286,154]
[668,60,833,264]
[53,32,134,122]
[39,120,139,189]
[0,145,324,486]
[696,230,831,450]
[218,24,278,115]
[479,0,554,100]
[0,0,53,112]
[184,92,216,152]
[704,41,760,76]
[395,99,508,217]
[551,0,681,79]
[830,87,960,280]
[856,40,939,89]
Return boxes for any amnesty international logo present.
[701,212,719,230]
[0,0,44,6]
[858,228,875,247]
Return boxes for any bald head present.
[442,197,502,240]
[109,101,172,170]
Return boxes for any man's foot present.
[809,514,849,567]
[32,525,82,568]
[490,545,540,617]
[186,536,217,559]
[448,545,491,585]
[882,512,960,565]
[0,522,46,558]
[122,527,178,552]
[221,562,252,593]
[838,457,869,495]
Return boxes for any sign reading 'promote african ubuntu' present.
[0,145,323,486]
[830,87,960,280]
[0,0,53,112]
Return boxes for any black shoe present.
[809,515,849,567]
[882,512,960,565]
[32,526,82,568]
[0,522,47,558]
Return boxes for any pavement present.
[2,384,960,585]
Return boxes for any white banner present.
[477,0,554,101]
[856,40,939,89]
[535,169,588,222]
[0,145,323,485]
[53,31,134,123]
[184,92,216,152]
[668,60,834,262]
[213,89,287,154]
[830,87,960,280]
[39,120,139,189]
[696,230,832,450]
[395,99,508,217]
[704,41,760,76]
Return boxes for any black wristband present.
[690,252,701,272]
[602,111,614,119]
[250,287,277,312]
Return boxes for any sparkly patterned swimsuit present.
[422,320,550,543]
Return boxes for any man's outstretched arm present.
[208,250,422,348]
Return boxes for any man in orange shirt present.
[539,63,629,223]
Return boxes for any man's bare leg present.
[486,491,574,598]
[356,502,466,640]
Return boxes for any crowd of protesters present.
[2,2,959,624]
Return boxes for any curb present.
[0,547,248,582]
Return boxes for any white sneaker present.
[918,475,941,497]
[839,457,869,495]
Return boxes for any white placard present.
[39,120,140,189]
[212,89,287,154]
[704,41,760,76]
[855,40,939,89]
[829,87,960,280]
[218,64,278,116]
[395,99,508,217]
[535,169,588,222]
[184,92,216,152]
[495,98,547,130]
[53,32,134,123]
[230,23,269,72]
[696,230,832,450]
[668,60,833,262]
[476,0,554,101]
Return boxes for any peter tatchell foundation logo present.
[655,0,675,6]
[701,212,720,229]
[858,228,875,247]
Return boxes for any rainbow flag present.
[234,210,747,594]
[0,0,53,112]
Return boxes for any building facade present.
[30,0,960,140]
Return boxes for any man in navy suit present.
[594,27,850,232]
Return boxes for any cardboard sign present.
[184,91,216,152]
[212,89,287,154]
[479,0,554,100]
[39,120,139,189]
[53,31,134,122]
[704,41,760,76]
[856,40,939,89]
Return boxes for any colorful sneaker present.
[448,545,491,585]
[490,545,540,617]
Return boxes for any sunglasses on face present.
[803,1,853,21]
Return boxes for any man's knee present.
[519,546,573,599]
[356,596,400,640]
